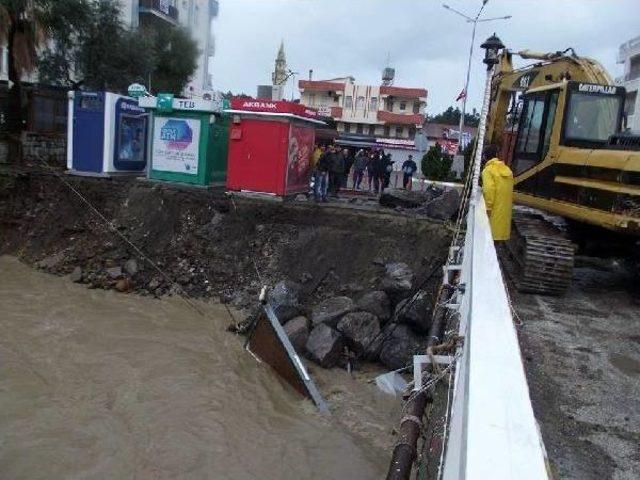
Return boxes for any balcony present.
[139,0,179,26]
[377,111,424,126]
[298,80,346,93]
[379,86,428,99]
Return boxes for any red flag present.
[455,89,466,102]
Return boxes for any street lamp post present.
[443,1,510,153]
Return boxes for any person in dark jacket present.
[352,150,368,190]
[401,155,418,190]
[370,151,386,194]
[314,148,330,201]
[342,148,355,188]
[327,146,344,196]
[382,153,394,190]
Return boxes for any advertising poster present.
[286,124,314,194]
[152,117,200,175]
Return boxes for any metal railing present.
[139,0,179,22]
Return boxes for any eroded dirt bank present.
[0,170,450,314]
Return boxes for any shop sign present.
[152,117,200,175]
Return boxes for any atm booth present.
[225,99,323,196]
[67,91,148,175]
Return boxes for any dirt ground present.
[514,261,640,480]
[0,169,450,318]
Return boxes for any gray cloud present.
[210,0,640,114]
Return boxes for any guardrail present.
[440,194,549,480]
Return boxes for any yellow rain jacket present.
[311,147,323,169]
[481,158,514,241]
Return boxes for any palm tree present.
[0,0,47,137]
[0,0,88,156]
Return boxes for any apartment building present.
[121,0,219,96]
[616,34,640,131]
[298,75,427,164]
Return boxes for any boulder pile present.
[380,186,461,221]
[275,261,436,370]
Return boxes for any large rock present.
[106,266,123,279]
[305,324,346,368]
[394,290,433,334]
[379,189,432,209]
[283,316,310,353]
[69,266,83,283]
[124,259,139,276]
[337,311,381,358]
[311,296,355,327]
[356,290,391,323]
[268,280,303,323]
[423,189,461,221]
[380,263,413,301]
[379,324,423,370]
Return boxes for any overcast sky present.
[210,0,639,115]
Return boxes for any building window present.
[386,99,394,111]
[395,126,403,137]
[356,96,365,109]
[400,102,407,111]
[345,96,353,109]
[308,94,315,106]
[413,102,420,114]
[370,97,378,111]
[630,54,640,80]
[369,125,375,136]
[625,91,636,116]
[409,126,416,139]
[345,123,351,133]
[356,123,363,134]
[384,125,390,137]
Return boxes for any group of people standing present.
[311,145,417,202]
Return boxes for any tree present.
[421,144,453,181]
[0,0,89,136]
[429,106,480,127]
[148,26,198,95]
[462,137,476,181]
[40,0,198,95]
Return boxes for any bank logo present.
[159,119,193,150]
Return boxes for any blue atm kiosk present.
[67,91,149,176]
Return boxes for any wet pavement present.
[514,262,640,480]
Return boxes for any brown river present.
[0,256,400,480]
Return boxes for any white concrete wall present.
[442,194,549,480]
[617,35,640,131]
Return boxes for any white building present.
[0,1,219,95]
[616,35,640,131]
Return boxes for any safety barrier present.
[441,194,549,480]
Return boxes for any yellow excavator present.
[485,47,640,294]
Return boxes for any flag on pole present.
[456,89,467,102]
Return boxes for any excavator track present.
[501,212,575,295]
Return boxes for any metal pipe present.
[385,286,451,480]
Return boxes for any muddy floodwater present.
[0,256,400,480]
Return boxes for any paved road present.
[514,262,640,480]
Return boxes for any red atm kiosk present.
[225,99,323,196]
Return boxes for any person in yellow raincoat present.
[481,145,514,241]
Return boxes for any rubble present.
[356,290,391,323]
[70,266,83,283]
[394,290,433,333]
[311,296,355,327]
[420,189,461,221]
[379,324,423,370]
[336,311,381,359]
[305,324,345,368]
[380,262,414,301]
[268,280,303,323]
[283,315,310,353]
[379,189,433,209]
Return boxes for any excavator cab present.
[510,81,626,177]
